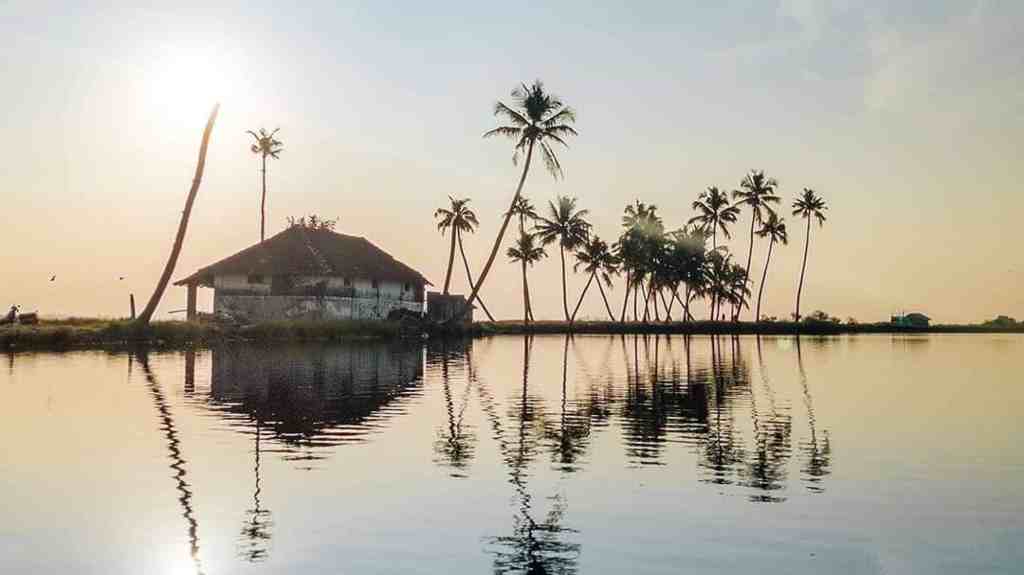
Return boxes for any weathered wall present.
[214,292,423,322]
[214,274,421,301]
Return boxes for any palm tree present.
[536,196,591,321]
[247,128,283,243]
[792,188,828,320]
[506,232,547,324]
[136,104,219,325]
[754,213,788,322]
[458,80,577,321]
[507,196,540,321]
[618,201,664,322]
[434,197,494,320]
[733,170,780,318]
[688,186,740,250]
[434,197,477,294]
[571,236,620,322]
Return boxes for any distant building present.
[175,225,430,322]
[891,312,930,328]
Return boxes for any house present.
[174,225,430,322]
[891,312,931,328]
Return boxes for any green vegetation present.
[1,319,407,350]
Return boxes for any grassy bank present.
[4,317,1022,350]
[0,318,409,350]
[475,320,1024,336]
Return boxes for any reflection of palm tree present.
[238,421,273,562]
[700,336,746,485]
[434,342,477,475]
[795,337,832,492]
[544,336,591,471]
[136,351,204,575]
[742,337,793,503]
[471,336,580,574]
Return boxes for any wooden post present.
[186,283,198,321]
[130,293,136,320]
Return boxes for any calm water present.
[1,335,1022,574]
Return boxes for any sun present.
[144,43,232,128]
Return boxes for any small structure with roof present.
[891,312,931,328]
[175,225,430,322]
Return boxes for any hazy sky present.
[2,1,1021,322]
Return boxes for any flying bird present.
[50,275,55,282]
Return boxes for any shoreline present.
[2,318,1021,352]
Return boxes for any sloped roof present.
[174,226,430,287]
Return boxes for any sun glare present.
[145,44,232,127]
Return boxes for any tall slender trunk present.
[755,237,775,322]
[559,244,570,321]
[619,270,631,323]
[795,217,811,321]
[260,153,267,242]
[518,215,534,322]
[457,231,494,321]
[442,229,457,294]
[454,140,534,322]
[136,104,219,325]
[633,280,640,321]
[570,270,595,323]
[521,261,531,325]
[739,213,756,320]
[596,279,616,321]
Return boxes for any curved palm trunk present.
[619,270,631,323]
[596,279,616,321]
[570,270,596,323]
[795,217,811,321]
[454,141,534,322]
[136,104,219,325]
[559,244,570,321]
[661,289,674,322]
[738,214,756,320]
[457,232,495,321]
[260,154,267,243]
[755,237,775,322]
[442,229,457,294]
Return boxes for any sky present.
[1,0,1022,323]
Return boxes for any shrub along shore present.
[2,318,1022,351]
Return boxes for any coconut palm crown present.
[688,186,740,250]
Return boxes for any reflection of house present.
[891,312,931,328]
[174,226,430,321]
[207,343,423,444]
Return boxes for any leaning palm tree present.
[506,232,548,324]
[754,213,788,322]
[247,128,283,242]
[571,236,620,322]
[688,186,740,251]
[457,80,577,321]
[733,170,780,318]
[792,188,828,321]
[435,197,480,294]
[536,196,591,321]
[434,196,494,320]
[136,104,219,325]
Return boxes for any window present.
[343,278,352,287]
[403,283,411,292]
[371,279,379,289]
[247,274,264,284]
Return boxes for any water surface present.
[1,335,1021,574]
